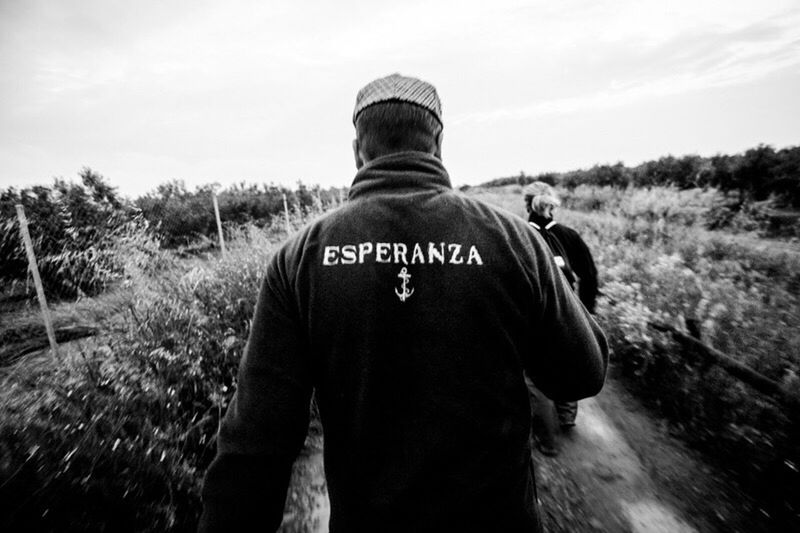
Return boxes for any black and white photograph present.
[1,1,799,531]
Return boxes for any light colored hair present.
[523,181,560,215]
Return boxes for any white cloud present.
[452,3,800,124]
[1,0,799,192]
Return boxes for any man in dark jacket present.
[524,181,600,455]
[199,73,608,533]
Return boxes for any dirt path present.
[537,378,762,533]
[282,377,760,533]
[536,396,697,532]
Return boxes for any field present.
[474,185,800,527]
[1,183,799,531]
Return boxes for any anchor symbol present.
[394,267,414,302]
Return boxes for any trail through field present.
[535,395,697,532]
[536,378,761,533]
[284,377,759,533]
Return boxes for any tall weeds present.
[469,185,799,527]
[480,186,800,527]
[0,216,323,532]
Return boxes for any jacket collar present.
[349,151,452,200]
[528,212,557,231]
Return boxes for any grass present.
[0,214,325,532]
[2,184,798,531]
[470,184,800,529]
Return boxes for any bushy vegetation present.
[135,180,344,248]
[473,185,800,529]
[0,169,138,298]
[1,172,346,301]
[585,213,799,528]
[562,184,800,238]
[481,170,557,188]
[561,185,719,227]
[3,156,798,530]
[482,143,800,236]
[557,144,800,206]
[0,215,326,532]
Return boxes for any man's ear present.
[352,138,364,169]
[434,130,443,159]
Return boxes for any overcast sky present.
[1,0,799,198]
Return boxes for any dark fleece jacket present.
[199,151,608,533]
[528,212,599,313]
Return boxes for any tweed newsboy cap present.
[353,73,442,125]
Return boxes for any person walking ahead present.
[199,74,608,533]
[524,181,600,454]
[524,182,598,317]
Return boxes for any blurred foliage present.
[562,184,800,238]
[562,185,719,227]
[481,170,557,188]
[0,216,325,532]
[2,154,798,530]
[566,210,800,530]
[471,187,800,530]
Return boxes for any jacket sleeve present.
[198,251,312,533]
[525,231,608,402]
[567,231,599,314]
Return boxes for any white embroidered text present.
[322,242,484,266]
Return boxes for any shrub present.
[560,185,720,227]
[0,169,136,298]
[480,143,800,206]
[135,180,345,249]
[558,209,800,529]
[467,189,800,528]
[0,217,325,532]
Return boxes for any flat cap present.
[353,73,442,125]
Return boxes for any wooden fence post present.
[282,193,292,234]
[212,191,227,257]
[315,189,323,213]
[648,321,800,413]
[15,204,59,358]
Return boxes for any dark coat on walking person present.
[198,74,608,533]
[527,212,599,313]
[524,182,601,438]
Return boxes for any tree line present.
[135,179,340,247]
[484,143,800,208]
[0,169,343,298]
[3,143,798,299]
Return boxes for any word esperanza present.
[322,242,484,266]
